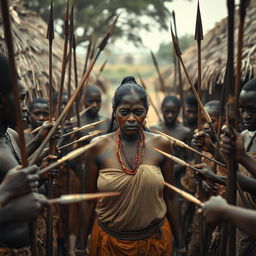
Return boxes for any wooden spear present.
[164,181,203,206]
[55,0,70,118]
[234,0,250,129]
[137,73,163,123]
[0,1,37,255]
[48,192,120,204]
[194,3,205,254]
[46,3,55,254]
[150,50,167,95]
[58,130,105,150]
[172,10,185,120]
[170,27,219,143]
[60,119,106,138]
[39,136,106,175]
[73,35,80,126]
[83,36,92,75]
[152,147,200,172]
[47,0,54,121]
[153,129,225,167]
[225,0,237,254]
[29,15,120,165]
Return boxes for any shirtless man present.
[150,95,192,186]
[183,94,198,132]
[24,98,49,143]
[0,53,46,254]
[79,85,110,139]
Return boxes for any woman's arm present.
[160,139,184,252]
[80,144,99,248]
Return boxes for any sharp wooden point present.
[64,0,70,37]
[194,1,204,41]
[46,0,55,40]
[170,25,182,56]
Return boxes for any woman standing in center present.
[82,76,185,256]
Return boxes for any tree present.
[26,0,175,47]
[156,34,194,64]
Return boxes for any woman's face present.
[115,93,147,136]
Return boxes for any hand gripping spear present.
[0,1,37,255]
[29,15,120,166]
[170,26,219,143]
[194,2,205,255]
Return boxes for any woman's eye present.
[120,110,128,116]
[134,110,143,116]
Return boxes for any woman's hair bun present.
[120,76,137,85]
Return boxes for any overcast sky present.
[114,0,237,53]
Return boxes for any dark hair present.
[108,76,149,132]
[28,98,48,112]
[52,91,68,102]
[85,84,102,95]
[161,95,181,109]
[204,100,221,115]
[185,94,197,106]
[0,53,12,94]
[242,78,256,92]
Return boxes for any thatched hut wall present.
[159,0,256,100]
[0,0,98,100]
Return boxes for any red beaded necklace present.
[116,129,145,175]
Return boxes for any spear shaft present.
[29,15,119,165]
[137,73,163,123]
[56,0,70,118]
[226,1,236,255]
[46,1,55,255]
[194,3,205,254]
[150,50,167,95]
[234,0,249,129]
[172,11,185,120]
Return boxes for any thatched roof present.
[0,0,97,100]
[161,0,256,95]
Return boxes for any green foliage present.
[26,0,174,46]
[156,34,194,64]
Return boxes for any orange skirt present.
[90,218,173,256]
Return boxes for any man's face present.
[84,92,102,116]
[115,94,147,136]
[19,89,29,123]
[202,107,219,140]
[29,103,49,129]
[184,104,198,126]
[162,101,179,127]
[239,90,256,131]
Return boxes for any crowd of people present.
[1,45,256,256]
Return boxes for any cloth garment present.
[89,218,173,256]
[96,164,167,231]
[0,247,31,256]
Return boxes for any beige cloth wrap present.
[96,164,167,231]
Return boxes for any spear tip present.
[194,1,204,41]
[170,24,182,56]
[46,0,55,40]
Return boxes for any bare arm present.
[203,196,256,236]
[81,144,99,247]
[160,139,184,250]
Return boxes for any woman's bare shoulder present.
[90,132,115,150]
[144,131,171,149]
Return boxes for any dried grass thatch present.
[160,0,256,96]
[0,0,99,100]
